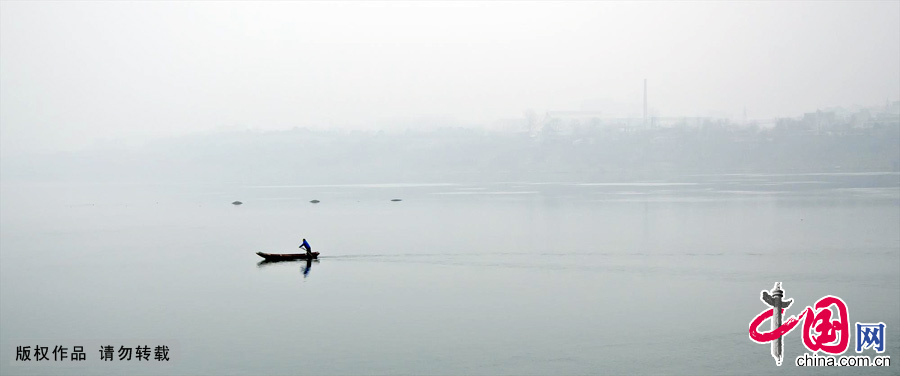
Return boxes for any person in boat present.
[299,238,312,257]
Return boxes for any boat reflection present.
[257,258,320,278]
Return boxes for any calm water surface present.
[1,173,898,375]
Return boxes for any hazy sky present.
[1,1,898,153]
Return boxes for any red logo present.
[748,283,850,365]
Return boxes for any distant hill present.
[2,120,898,184]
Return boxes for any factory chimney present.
[643,79,648,127]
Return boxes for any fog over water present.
[1,1,898,154]
[1,1,898,375]
[1,176,898,375]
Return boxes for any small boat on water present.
[256,251,319,261]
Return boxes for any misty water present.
[1,173,898,375]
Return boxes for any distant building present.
[802,110,838,133]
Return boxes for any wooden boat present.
[256,251,319,261]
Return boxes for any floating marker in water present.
[232,201,243,205]
[310,200,320,203]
